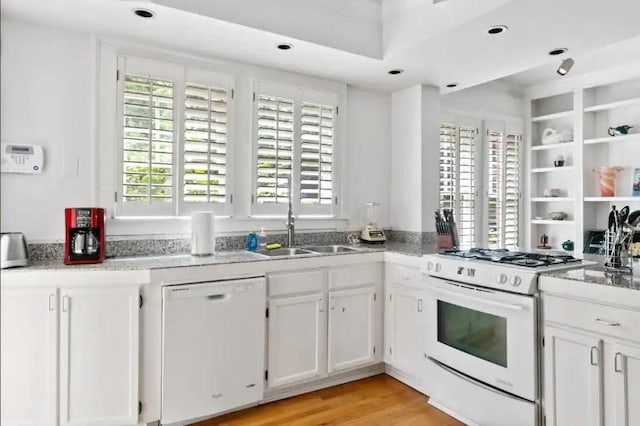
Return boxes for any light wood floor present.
[192,374,465,426]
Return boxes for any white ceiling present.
[2,0,640,92]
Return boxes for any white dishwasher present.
[161,277,266,425]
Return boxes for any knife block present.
[437,234,455,249]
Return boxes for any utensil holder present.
[604,229,634,274]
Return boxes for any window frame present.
[113,55,235,218]
[251,80,341,217]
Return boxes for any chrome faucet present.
[286,177,295,247]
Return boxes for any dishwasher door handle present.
[207,294,229,301]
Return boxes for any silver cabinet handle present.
[417,299,423,312]
[62,295,70,312]
[614,352,623,373]
[590,346,599,366]
[596,318,620,327]
[49,294,56,311]
[319,298,324,313]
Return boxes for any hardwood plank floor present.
[192,374,465,426]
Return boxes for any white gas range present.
[422,249,590,426]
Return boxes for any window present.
[116,57,232,216]
[439,122,478,248]
[486,126,522,248]
[253,82,338,216]
[439,118,522,249]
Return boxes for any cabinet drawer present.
[268,269,326,297]
[329,263,382,290]
[543,294,640,342]
[386,263,421,289]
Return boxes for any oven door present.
[426,276,536,401]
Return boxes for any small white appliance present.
[161,277,266,424]
[360,202,386,242]
[423,249,591,426]
[1,143,43,174]
[191,211,215,255]
[1,233,29,269]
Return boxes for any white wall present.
[441,80,523,119]
[0,19,392,242]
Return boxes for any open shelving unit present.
[525,76,640,257]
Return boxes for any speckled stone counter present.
[541,265,640,291]
[2,242,435,273]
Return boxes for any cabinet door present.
[606,342,640,426]
[267,293,326,388]
[328,287,376,373]
[59,286,139,426]
[544,325,603,426]
[389,285,426,379]
[1,287,58,426]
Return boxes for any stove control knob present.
[427,261,433,271]
[510,276,522,287]
[496,273,508,284]
[435,263,442,273]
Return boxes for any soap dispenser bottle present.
[246,231,258,251]
[258,228,267,249]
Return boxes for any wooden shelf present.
[531,111,573,122]
[531,141,574,151]
[584,96,640,113]
[531,166,574,173]
[531,219,575,225]
[584,197,640,202]
[531,197,574,202]
[584,133,640,145]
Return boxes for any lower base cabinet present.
[543,293,640,426]
[1,285,140,426]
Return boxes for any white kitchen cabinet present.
[605,342,640,426]
[386,284,426,379]
[0,285,140,426]
[328,286,376,373]
[59,286,140,426]
[267,292,326,388]
[1,287,58,426]
[543,325,603,426]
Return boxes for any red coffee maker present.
[64,208,105,265]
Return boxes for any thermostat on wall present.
[1,143,44,174]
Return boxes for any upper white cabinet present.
[542,292,640,426]
[59,286,140,426]
[328,286,376,372]
[0,285,140,426]
[1,287,58,426]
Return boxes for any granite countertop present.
[541,264,640,291]
[2,242,434,273]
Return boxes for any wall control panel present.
[1,143,44,174]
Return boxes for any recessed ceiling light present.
[388,69,404,75]
[548,48,568,56]
[446,83,458,88]
[277,43,293,50]
[557,58,575,76]
[486,25,508,35]
[133,8,154,18]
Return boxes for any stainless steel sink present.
[305,245,359,254]
[254,248,313,257]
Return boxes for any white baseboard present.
[384,364,426,396]
[429,398,479,426]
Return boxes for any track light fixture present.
[557,58,574,76]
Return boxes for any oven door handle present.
[430,287,525,311]
[427,356,532,404]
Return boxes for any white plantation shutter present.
[255,94,294,207]
[439,122,477,247]
[253,82,339,216]
[504,133,520,246]
[487,129,504,248]
[300,102,334,206]
[486,126,522,248]
[118,58,177,216]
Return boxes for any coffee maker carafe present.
[64,208,105,265]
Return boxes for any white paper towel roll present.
[191,211,215,255]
